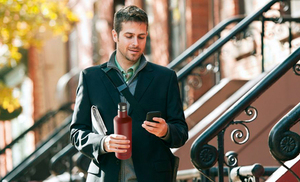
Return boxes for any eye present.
[125,35,132,39]
[138,36,146,40]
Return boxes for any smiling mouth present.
[129,49,140,53]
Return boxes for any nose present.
[132,37,139,47]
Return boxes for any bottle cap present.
[118,102,127,111]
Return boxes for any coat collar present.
[134,63,154,102]
[99,66,121,107]
[101,52,155,115]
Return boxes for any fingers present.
[152,117,164,123]
[142,117,168,137]
[143,117,163,126]
[104,134,130,153]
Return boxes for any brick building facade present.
[0,0,255,176]
[2,0,300,178]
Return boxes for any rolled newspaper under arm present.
[91,105,107,135]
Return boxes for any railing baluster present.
[217,131,225,182]
[261,15,265,73]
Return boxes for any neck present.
[115,51,137,71]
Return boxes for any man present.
[70,5,188,182]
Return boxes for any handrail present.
[1,115,73,181]
[167,15,245,70]
[176,166,277,181]
[269,102,300,161]
[177,0,281,81]
[56,67,81,104]
[169,14,300,72]
[264,16,300,23]
[50,144,91,175]
[230,163,265,182]
[50,143,78,175]
[0,102,73,155]
[191,46,300,170]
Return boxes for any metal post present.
[289,21,292,54]
[215,34,221,85]
[261,15,265,73]
[181,79,186,108]
[69,155,73,182]
[218,131,225,182]
[200,169,210,182]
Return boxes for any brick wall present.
[186,0,210,47]
[96,0,115,64]
[148,0,170,66]
[185,0,215,106]
[27,35,67,142]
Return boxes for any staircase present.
[1,0,300,181]
[0,103,74,181]
[175,0,300,181]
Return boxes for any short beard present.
[118,47,140,63]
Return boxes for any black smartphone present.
[146,111,162,123]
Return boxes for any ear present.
[112,29,118,43]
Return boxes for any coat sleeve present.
[165,71,189,148]
[70,71,104,163]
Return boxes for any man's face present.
[112,21,148,66]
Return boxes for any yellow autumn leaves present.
[0,0,79,67]
[0,0,79,117]
[0,82,20,114]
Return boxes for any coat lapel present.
[128,64,154,115]
[99,68,121,107]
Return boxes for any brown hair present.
[113,5,148,35]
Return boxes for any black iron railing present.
[41,1,300,181]
[174,0,300,108]
[0,102,73,181]
[190,45,300,181]
[1,115,73,182]
[167,15,245,70]
[177,166,277,182]
[50,143,90,180]
[4,0,300,181]
[177,0,281,81]
[268,102,300,181]
[269,102,300,162]
[0,102,73,155]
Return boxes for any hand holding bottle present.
[113,102,132,160]
[103,134,130,153]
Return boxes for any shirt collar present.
[107,51,148,78]
[114,56,140,75]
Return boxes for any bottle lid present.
[118,102,127,111]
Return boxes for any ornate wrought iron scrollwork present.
[242,106,258,123]
[270,131,300,161]
[187,64,216,89]
[225,151,238,167]
[269,103,300,162]
[293,62,300,76]
[191,144,218,170]
[230,123,250,145]
[187,73,202,89]
[280,1,290,12]
[281,135,297,152]
[230,106,258,145]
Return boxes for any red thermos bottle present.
[114,102,132,160]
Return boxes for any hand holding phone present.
[146,111,161,123]
[143,111,168,137]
